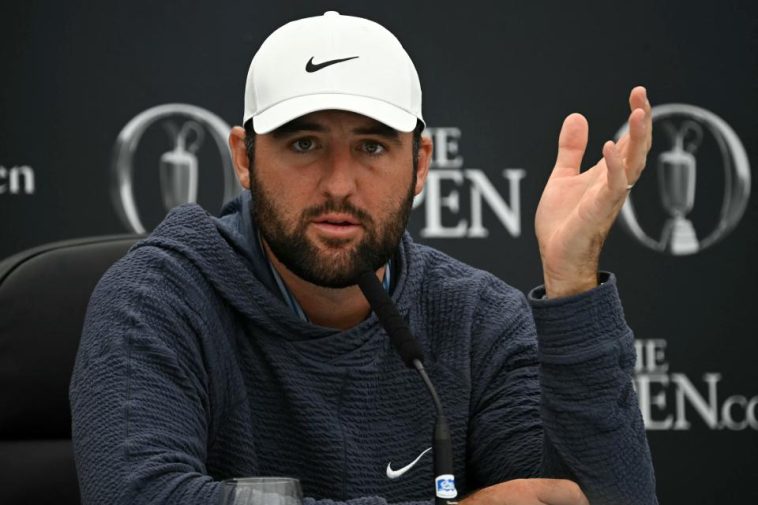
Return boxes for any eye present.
[361,140,386,155]
[291,137,317,153]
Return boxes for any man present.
[70,11,657,505]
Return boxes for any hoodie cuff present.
[527,272,631,365]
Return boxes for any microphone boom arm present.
[357,272,458,505]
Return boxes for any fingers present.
[603,139,627,195]
[534,479,590,505]
[624,107,649,180]
[550,88,651,190]
[629,85,650,117]
[462,479,590,505]
[623,86,652,183]
[553,113,589,177]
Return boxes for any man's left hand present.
[535,86,652,298]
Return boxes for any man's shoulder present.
[115,204,213,264]
[94,204,236,301]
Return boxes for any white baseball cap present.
[243,11,424,134]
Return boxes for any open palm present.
[535,87,652,298]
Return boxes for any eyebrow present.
[352,123,400,140]
[270,120,327,138]
[270,118,400,141]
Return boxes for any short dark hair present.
[243,118,425,170]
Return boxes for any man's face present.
[248,110,428,288]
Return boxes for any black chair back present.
[0,235,141,505]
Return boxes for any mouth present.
[310,213,363,239]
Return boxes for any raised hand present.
[535,86,652,298]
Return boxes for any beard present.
[249,169,416,289]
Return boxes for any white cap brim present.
[251,93,420,134]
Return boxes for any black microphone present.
[357,271,459,505]
[357,271,423,369]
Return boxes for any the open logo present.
[616,104,751,255]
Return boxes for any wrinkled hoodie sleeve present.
[466,272,656,505]
[530,274,657,504]
[69,247,223,505]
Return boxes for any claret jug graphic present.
[657,120,702,255]
[159,121,204,211]
[617,104,751,256]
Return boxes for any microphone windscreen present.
[357,271,424,368]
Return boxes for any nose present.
[319,143,358,199]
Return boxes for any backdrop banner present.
[2,1,756,502]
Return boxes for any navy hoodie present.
[70,194,657,505]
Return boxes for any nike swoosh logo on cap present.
[305,56,359,73]
[386,447,431,480]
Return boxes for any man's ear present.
[414,134,433,196]
[229,126,250,189]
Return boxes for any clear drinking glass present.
[221,477,303,505]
